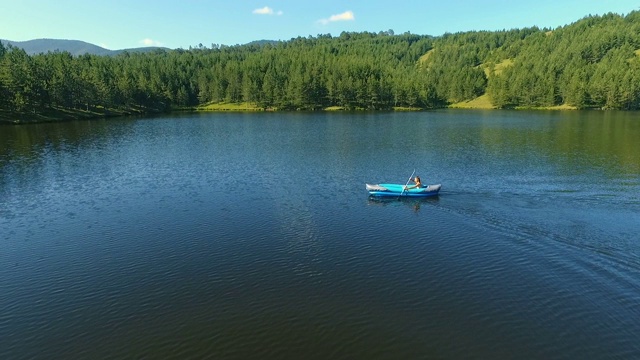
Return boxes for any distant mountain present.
[0,38,169,56]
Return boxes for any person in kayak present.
[405,176,422,190]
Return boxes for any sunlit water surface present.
[1,110,639,359]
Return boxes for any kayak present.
[366,183,441,197]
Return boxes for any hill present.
[0,38,168,56]
[2,10,640,124]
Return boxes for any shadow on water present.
[366,195,440,212]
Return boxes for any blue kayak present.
[366,183,441,197]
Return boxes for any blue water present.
[1,110,639,359]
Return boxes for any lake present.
[1,110,639,359]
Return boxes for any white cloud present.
[318,10,355,25]
[253,6,283,15]
[139,38,163,47]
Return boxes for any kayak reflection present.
[367,195,439,212]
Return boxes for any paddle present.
[399,169,416,199]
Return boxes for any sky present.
[1,0,639,50]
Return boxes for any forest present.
[1,11,640,122]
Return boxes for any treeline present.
[0,32,441,116]
[486,11,640,109]
[1,11,640,120]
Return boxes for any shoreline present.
[0,102,607,125]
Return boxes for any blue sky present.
[2,0,639,50]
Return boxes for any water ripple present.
[1,112,639,359]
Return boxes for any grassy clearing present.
[197,102,267,111]
[448,94,578,110]
[493,59,514,75]
[481,64,491,77]
[515,103,578,110]
[449,94,495,109]
[393,106,422,111]
[544,104,578,110]
[418,49,435,66]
